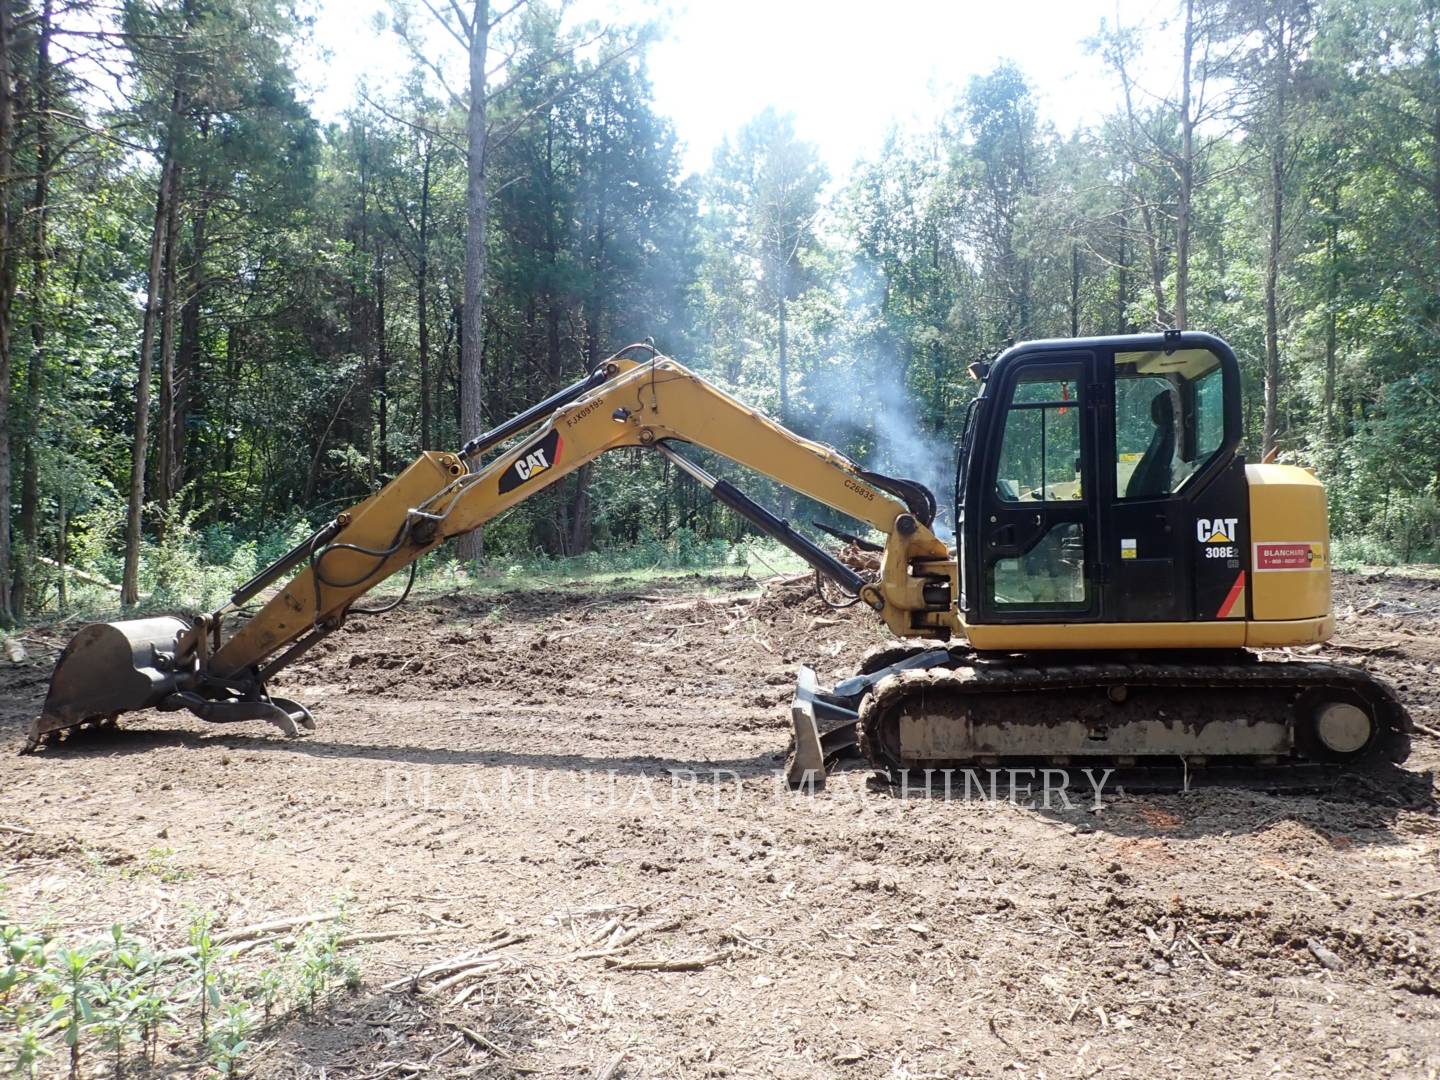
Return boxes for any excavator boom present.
[29,345,954,756]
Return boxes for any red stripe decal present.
[1216,571,1246,619]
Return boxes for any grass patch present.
[119,847,192,884]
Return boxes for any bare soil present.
[3,568,1440,1078]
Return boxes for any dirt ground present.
[3,568,1440,1079]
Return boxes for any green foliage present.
[6,0,1440,629]
[186,912,221,1042]
[0,907,362,1076]
[290,922,357,1015]
[207,1002,255,1074]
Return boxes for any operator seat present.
[1126,390,1177,498]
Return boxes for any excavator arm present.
[29,345,958,755]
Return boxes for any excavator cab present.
[957,330,1249,636]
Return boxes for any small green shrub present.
[0,907,361,1077]
[208,1002,255,1074]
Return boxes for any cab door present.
[1103,342,1241,623]
[976,352,1100,623]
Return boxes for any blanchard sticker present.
[1120,538,1137,560]
[498,429,562,494]
[1255,541,1322,571]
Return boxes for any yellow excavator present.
[27,332,1411,785]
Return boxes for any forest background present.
[0,0,1437,623]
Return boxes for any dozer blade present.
[785,666,860,789]
[785,650,957,789]
[25,617,191,750]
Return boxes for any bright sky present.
[298,0,1166,176]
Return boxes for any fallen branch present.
[155,910,346,964]
[381,932,530,991]
[567,917,684,961]
[0,823,35,836]
[454,1025,511,1058]
[337,929,458,947]
[35,556,121,592]
[215,909,342,944]
[431,959,510,993]
[594,1051,626,1080]
[1383,884,1440,902]
[611,917,683,949]
[1270,867,1329,899]
[587,916,622,945]
[1186,933,1219,969]
[604,947,732,972]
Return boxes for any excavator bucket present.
[25,617,190,749]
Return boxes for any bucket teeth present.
[21,713,120,754]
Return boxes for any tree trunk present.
[0,0,16,623]
[1323,181,1338,438]
[156,164,183,523]
[568,463,593,553]
[1261,174,1282,456]
[1261,17,1288,457]
[457,0,491,563]
[417,134,432,449]
[1069,242,1080,338]
[376,240,389,476]
[176,192,207,497]
[777,294,788,425]
[1113,41,1169,328]
[13,0,53,615]
[55,485,66,613]
[1115,207,1131,334]
[221,324,238,475]
[123,133,182,607]
[1175,0,1196,330]
[1263,4,1299,457]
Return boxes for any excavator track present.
[857,650,1412,776]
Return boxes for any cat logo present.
[1196,517,1238,544]
[498,429,562,494]
[516,449,551,480]
[1196,516,1240,562]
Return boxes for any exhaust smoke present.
[808,356,958,544]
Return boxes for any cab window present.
[1114,348,1223,499]
[993,367,1082,503]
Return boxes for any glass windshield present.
[994,367,1082,503]
[1114,348,1223,499]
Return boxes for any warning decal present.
[1254,542,1322,572]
